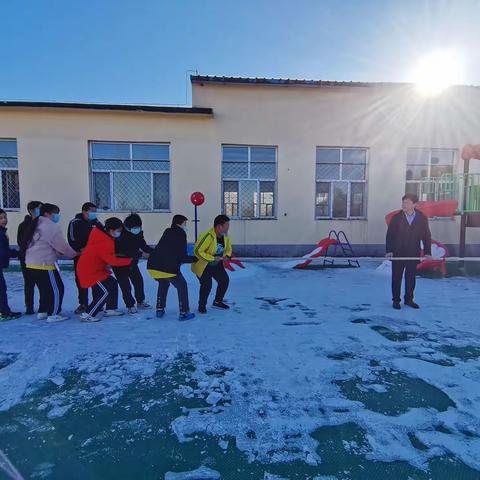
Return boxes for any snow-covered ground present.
[1,260,480,479]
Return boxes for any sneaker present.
[80,312,101,323]
[392,302,401,310]
[198,306,207,314]
[74,305,87,314]
[127,306,138,315]
[0,312,22,321]
[47,314,69,323]
[156,309,165,318]
[405,301,420,309]
[37,312,48,320]
[137,302,151,310]
[212,301,230,310]
[104,309,124,317]
[179,312,195,321]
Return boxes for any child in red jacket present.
[76,217,131,323]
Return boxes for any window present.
[315,147,367,219]
[90,142,170,211]
[405,148,455,199]
[0,140,20,209]
[222,146,276,219]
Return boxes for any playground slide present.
[294,238,338,269]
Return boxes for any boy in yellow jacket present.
[192,215,232,314]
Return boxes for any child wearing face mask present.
[22,203,78,323]
[112,213,153,315]
[76,217,132,323]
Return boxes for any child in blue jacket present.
[0,209,21,320]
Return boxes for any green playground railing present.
[419,173,480,214]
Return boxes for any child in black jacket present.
[0,209,21,320]
[113,213,153,314]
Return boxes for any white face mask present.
[111,230,122,238]
[130,227,142,235]
[181,225,188,233]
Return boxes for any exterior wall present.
[1,82,480,255]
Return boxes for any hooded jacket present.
[77,228,131,288]
[67,213,102,253]
[191,228,232,278]
[16,214,33,263]
[25,217,77,267]
[115,229,153,263]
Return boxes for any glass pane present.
[132,144,169,161]
[431,164,453,178]
[223,181,239,217]
[0,158,18,169]
[92,172,111,210]
[133,161,169,172]
[407,148,429,166]
[240,180,258,218]
[350,183,365,217]
[223,146,248,162]
[260,181,275,217]
[92,160,131,171]
[316,148,340,164]
[316,164,340,180]
[343,149,366,164]
[2,170,20,209]
[316,182,330,217]
[250,162,276,179]
[251,147,276,163]
[405,182,420,197]
[91,143,130,160]
[113,172,151,211]
[222,162,248,179]
[406,165,429,181]
[0,140,17,158]
[431,150,455,165]
[153,174,169,210]
[332,182,348,218]
[342,164,365,180]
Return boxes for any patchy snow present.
[1,259,480,477]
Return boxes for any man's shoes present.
[0,312,22,321]
[392,302,401,310]
[179,312,195,321]
[47,314,69,323]
[137,302,151,310]
[198,306,207,314]
[80,312,100,323]
[104,309,124,317]
[74,305,87,315]
[156,309,165,318]
[212,301,230,310]
[37,312,48,320]
[127,306,138,315]
[405,301,420,309]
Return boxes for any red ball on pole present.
[190,191,205,206]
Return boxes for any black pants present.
[86,276,118,317]
[156,273,189,313]
[392,260,418,303]
[112,263,145,308]
[0,269,11,315]
[74,256,88,306]
[21,261,36,312]
[199,262,229,308]
[29,268,64,316]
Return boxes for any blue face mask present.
[111,230,121,238]
[87,211,97,221]
[130,227,141,235]
[33,207,40,218]
[51,213,60,224]
[181,225,188,233]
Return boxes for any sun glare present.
[411,50,464,97]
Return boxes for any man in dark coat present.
[147,214,197,320]
[386,193,432,310]
[67,202,102,313]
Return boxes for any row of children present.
[0,201,232,323]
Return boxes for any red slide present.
[294,238,338,269]
[224,257,246,272]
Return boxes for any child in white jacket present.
[23,203,77,323]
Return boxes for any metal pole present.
[459,157,470,262]
[194,204,198,242]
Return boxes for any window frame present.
[221,144,278,220]
[0,138,20,211]
[405,147,457,199]
[315,146,368,220]
[89,140,171,213]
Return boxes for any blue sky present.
[1,0,479,105]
